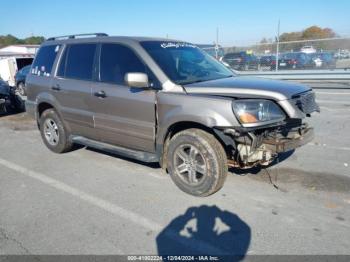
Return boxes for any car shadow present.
[85,148,295,176]
[0,109,26,118]
[85,147,161,169]
[156,205,251,261]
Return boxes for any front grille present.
[295,92,320,114]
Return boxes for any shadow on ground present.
[86,147,161,169]
[157,205,250,261]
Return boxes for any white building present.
[0,45,39,57]
[0,45,38,86]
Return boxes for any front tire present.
[167,129,228,197]
[39,109,73,153]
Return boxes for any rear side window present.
[61,44,96,81]
[99,43,146,85]
[31,45,60,77]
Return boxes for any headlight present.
[232,99,285,126]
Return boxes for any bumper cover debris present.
[263,127,314,153]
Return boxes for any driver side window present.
[99,44,147,85]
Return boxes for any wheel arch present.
[157,121,232,169]
[35,94,66,131]
[37,102,54,118]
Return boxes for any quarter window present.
[99,44,146,85]
[31,45,60,77]
[64,44,96,80]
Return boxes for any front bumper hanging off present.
[262,127,314,153]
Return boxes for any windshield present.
[141,41,234,85]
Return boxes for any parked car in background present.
[222,51,259,70]
[310,52,336,69]
[335,50,350,59]
[301,46,316,54]
[259,55,276,69]
[0,56,33,87]
[0,79,24,114]
[14,64,31,96]
[273,52,314,70]
[310,53,323,68]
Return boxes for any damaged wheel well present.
[160,121,235,169]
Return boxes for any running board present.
[70,136,159,163]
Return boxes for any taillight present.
[271,60,276,65]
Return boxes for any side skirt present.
[70,136,159,163]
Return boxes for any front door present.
[91,43,157,152]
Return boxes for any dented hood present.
[183,76,311,101]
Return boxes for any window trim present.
[55,44,68,78]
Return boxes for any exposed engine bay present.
[220,119,314,169]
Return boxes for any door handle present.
[94,90,107,98]
[51,84,61,91]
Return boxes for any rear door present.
[90,43,157,152]
[51,43,98,139]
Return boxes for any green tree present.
[23,36,45,45]
[0,34,22,46]
[0,34,45,47]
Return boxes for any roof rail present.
[47,33,108,41]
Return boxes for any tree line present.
[260,25,336,44]
[0,34,45,47]
[257,26,341,53]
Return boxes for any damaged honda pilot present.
[25,34,319,196]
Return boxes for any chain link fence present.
[209,38,350,72]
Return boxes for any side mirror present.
[124,73,149,88]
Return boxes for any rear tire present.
[167,129,228,197]
[39,109,73,153]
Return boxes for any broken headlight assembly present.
[232,99,286,127]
